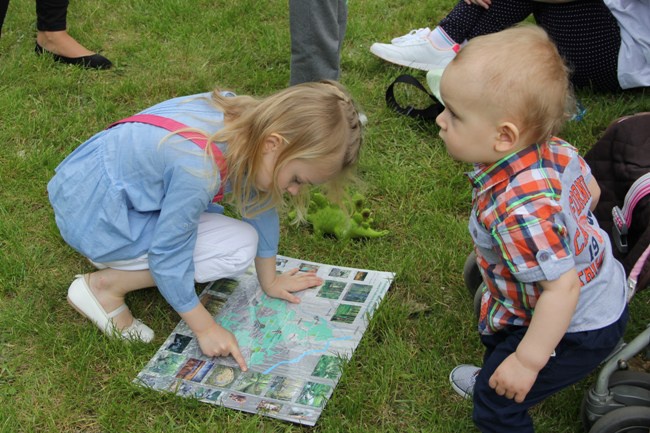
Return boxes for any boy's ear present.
[494,122,520,153]
[263,133,282,154]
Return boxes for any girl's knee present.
[193,222,258,283]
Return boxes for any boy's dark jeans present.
[473,306,628,433]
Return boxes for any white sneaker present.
[370,29,457,71]
[449,364,481,399]
[390,27,432,45]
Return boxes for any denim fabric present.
[48,93,279,312]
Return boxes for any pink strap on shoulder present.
[108,114,227,202]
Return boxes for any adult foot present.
[36,30,112,69]
[370,28,456,71]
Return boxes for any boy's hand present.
[489,353,539,403]
[195,323,248,371]
[262,268,324,304]
[489,270,580,403]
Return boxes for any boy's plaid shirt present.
[467,138,593,335]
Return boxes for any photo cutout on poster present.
[317,280,347,300]
[232,371,273,396]
[299,263,319,273]
[211,278,239,297]
[311,355,343,380]
[205,364,241,388]
[187,386,222,402]
[201,389,222,402]
[135,373,158,388]
[176,358,205,381]
[354,271,368,281]
[296,382,332,408]
[176,358,215,383]
[200,292,226,316]
[343,283,372,303]
[287,406,317,420]
[166,333,192,354]
[328,267,351,278]
[331,304,361,323]
[265,376,304,401]
[257,400,282,415]
[147,352,186,376]
[228,393,247,404]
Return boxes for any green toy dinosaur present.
[293,192,389,240]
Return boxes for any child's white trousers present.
[90,212,258,282]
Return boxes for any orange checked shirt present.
[467,138,627,336]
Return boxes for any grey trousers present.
[289,0,347,85]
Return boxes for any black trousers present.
[473,307,628,432]
[439,0,622,92]
[36,0,69,31]
[0,0,69,36]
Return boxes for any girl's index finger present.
[230,346,248,372]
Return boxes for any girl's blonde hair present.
[209,80,363,219]
[453,24,575,144]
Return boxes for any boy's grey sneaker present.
[450,364,481,399]
[370,28,456,71]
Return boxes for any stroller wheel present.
[582,370,650,431]
[463,251,482,298]
[608,371,650,391]
[588,405,650,433]
[463,251,484,319]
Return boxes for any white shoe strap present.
[107,303,128,318]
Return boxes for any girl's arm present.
[255,256,324,303]
[488,269,581,402]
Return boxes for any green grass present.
[1,0,649,432]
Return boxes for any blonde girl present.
[48,81,363,370]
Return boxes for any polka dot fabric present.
[439,0,622,91]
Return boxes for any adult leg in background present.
[370,0,537,71]
[35,0,112,69]
[0,0,9,36]
[534,0,621,92]
[289,0,347,85]
[439,0,536,43]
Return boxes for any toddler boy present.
[436,25,628,433]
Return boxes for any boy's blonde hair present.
[209,81,363,219]
[453,24,575,144]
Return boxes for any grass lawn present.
[1,0,648,432]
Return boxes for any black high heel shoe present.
[35,43,113,70]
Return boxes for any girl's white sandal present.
[67,275,154,343]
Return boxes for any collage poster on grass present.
[134,255,395,425]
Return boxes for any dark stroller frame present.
[580,172,650,432]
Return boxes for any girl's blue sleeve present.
[148,161,216,313]
[243,207,279,258]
